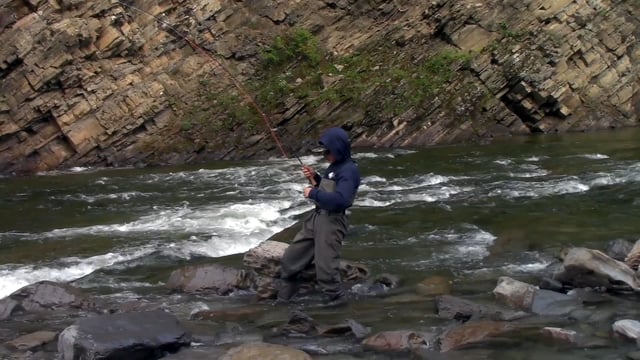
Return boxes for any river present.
[1,129,640,358]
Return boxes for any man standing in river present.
[277,127,361,305]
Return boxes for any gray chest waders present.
[278,177,348,298]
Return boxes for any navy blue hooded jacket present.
[308,128,361,212]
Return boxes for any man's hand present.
[303,187,313,198]
[302,166,316,180]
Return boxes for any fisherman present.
[277,127,361,304]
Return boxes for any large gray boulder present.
[493,277,581,316]
[0,281,95,320]
[555,247,640,290]
[57,310,191,360]
[166,264,251,294]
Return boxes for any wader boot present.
[278,178,349,302]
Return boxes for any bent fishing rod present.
[116,1,318,185]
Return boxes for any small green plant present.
[181,120,193,131]
[261,28,322,70]
[499,22,526,39]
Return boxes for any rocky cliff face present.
[0,0,638,174]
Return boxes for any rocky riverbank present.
[4,229,640,359]
[0,0,639,174]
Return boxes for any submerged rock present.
[362,331,435,352]
[613,320,640,340]
[493,277,580,316]
[4,331,58,351]
[416,276,452,297]
[0,281,95,320]
[556,248,640,290]
[437,321,518,352]
[221,342,312,360]
[166,264,251,294]
[190,305,270,322]
[539,278,564,293]
[436,295,528,322]
[540,327,580,345]
[276,311,370,339]
[606,239,634,261]
[57,310,191,360]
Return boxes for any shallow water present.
[2,129,640,357]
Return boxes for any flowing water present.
[2,129,640,358]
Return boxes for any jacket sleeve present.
[309,167,357,211]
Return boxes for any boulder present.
[57,310,191,360]
[613,320,640,340]
[0,281,95,320]
[362,331,435,352]
[4,331,58,351]
[493,277,537,311]
[243,241,289,277]
[606,239,634,261]
[556,248,640,290]
[625,240,640,270]
[416,276,452,297]
[540,327,580,345]
[166,264,251,294]
[220,342,311,360]
[437,321,518,352]
[493,277,580,316]
[436,295,528,322]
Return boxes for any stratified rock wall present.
[0,0,638,173]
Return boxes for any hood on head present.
[318,127,351,162]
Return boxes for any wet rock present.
[243,241,289,277]
[362,331,435,352]
[556,248,640,290]
[494,277,579,316]
[166,264,251,294]
[627,351,640,360]
[317,319,370,339]
[4,331,58,351]
[539,278,563,292]
[416,276,452,297]
[606,239,634,261]
[278,311,317,336]
[437,321,518,352]
[540,327,580,344]
[613,320,640,340]
[190,305,269,322]
[339,261,370,283]
[0,281,95,320]
[530,289,581,316]
[625,240,640,270]
[436,295,528,322]
[373,273,401,289]
[221,342,311,360]
[493,277,536,311]
[57,310,191,360]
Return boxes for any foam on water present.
[577,153,610,160]
[52,191,154,203]
[0,247,155,298]
[488,177,590,199]
[508,164,550,178]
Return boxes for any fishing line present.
[116,1,305,165]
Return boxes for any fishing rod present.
[115,1,314,173]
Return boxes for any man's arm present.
[309,170,357,211]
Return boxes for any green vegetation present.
[174,27,475,143]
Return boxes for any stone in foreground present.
[493,277,536,311]
[438,321,518,352]
[221,342,311,360]
[493,277,580,316]
[362,331,435,352]
[243,241,289,277]
[57,310,191,360]
[0,281,95,320]
[436,295,528,322]
[606,239,634,261]
[613,320,640,340]
[4,331,58,351]
[541,327,580,345]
